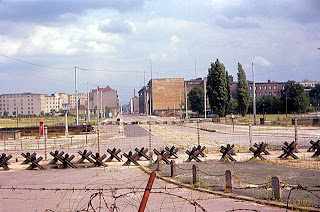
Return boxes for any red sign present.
[39,120,44,137]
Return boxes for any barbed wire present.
[0,186,181,192]
[225,209,261,212]
[174,163,193,171]
[198,169,226,177]
[286,184,320,209]
[232,174,270,186]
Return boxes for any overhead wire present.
[0,53,73,70]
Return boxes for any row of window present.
[0,103,33,106]
[0,98,34,102]
[250,92,278,97]
[249,85,285,91]
[0,107,33,110]
[0,94,34,98]
[0,111,34,115]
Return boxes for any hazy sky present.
[0,0,319,104]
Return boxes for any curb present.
[139,165,320,212]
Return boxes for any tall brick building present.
[139,78,185,115]
[230,76,286,100]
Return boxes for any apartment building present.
[185,77,206,94]
[0,93,45,116]
[68,93,88,109]
[299,81,320,88]
[129,96,139,114]
[44,93,69,113]
[230,78,286,100]
[138,86,149,115]
[89,86,119,114]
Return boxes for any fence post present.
[148,123,153,166]
[170,160,176,177]
[71,136,73,147]
[225,170,232,193]
[197,119,200,146]
[156,155,162,171]
[271,176,281,200]
[192,164,199,187]
[249,120,252,148]
[138,171,156,212]
[44,127,47,161]
[294,118,298,148]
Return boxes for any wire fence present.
[160,162,320,209]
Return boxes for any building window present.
[249,86,252,90]
[264,85,267,90]
[259,86,262,90]
[273,85,277,90]
[269,92,272,95]
[269,85,272,90]
[250,93,252,97]
[259,92,262,96]
[20,99,23,102]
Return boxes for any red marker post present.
[39,120,44,138]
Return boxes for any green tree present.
[188,85,204,114]
[228,98,238,114]
[225,71,231,114]
[237,63,250,116]
[309,84,320,109]
[207,59,228,117]
[256,95,281,114]
[280,81,309,113]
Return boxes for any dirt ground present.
[157,161,320,209]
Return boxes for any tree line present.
[188,59,317,117]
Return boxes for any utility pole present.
[252,63,256,125]
[87,83,90,123]
[100,89,103,119]
[65,110,68,136]
[149,59,153,165]
[75,66,79,125]
[185,84,188,119]
[16,107,19,127]
[179,88,182,120]
[96,87,99,122]
[204,78,206,120]
[195,60,197,78]
[149,59,153,117]
[286,91,288,118]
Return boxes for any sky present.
[0,0,320,105]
